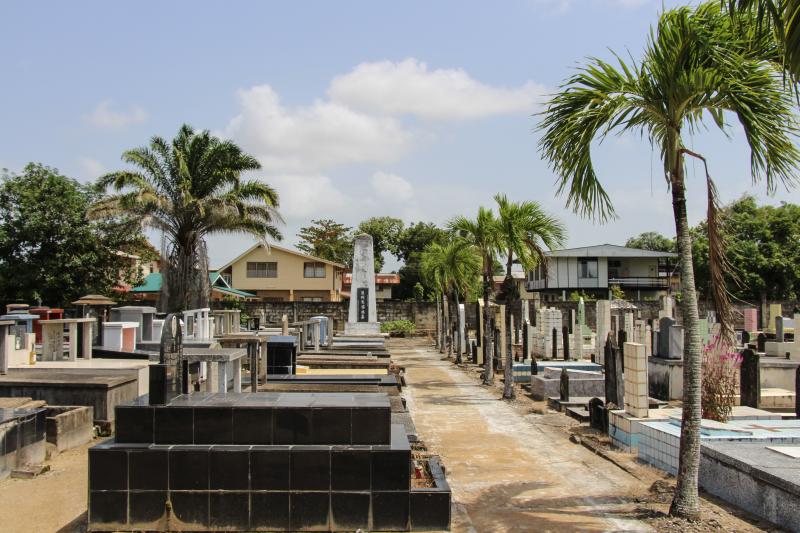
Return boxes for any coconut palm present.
[449,208,502,384]
[727,1,800,77]
[538,3,799,518]
[92,124,283,312]
[421,239,481,364]
[495,194,566,400]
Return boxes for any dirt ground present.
[390,338,783,533]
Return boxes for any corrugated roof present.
[546,244,677,258]
[215,243,347,272]
[131,272,256,299]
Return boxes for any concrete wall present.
[238,300,438,332]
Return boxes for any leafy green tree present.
[692,195,800,301]
[93,125,282,312]
[0,163,147,306]
[357,216,404,272]
[625,231,676,253]
[395,222,448,300]
[495,194,566,400]
[296,219,353,265]
[538,4,799,518]
[450,208,502,384]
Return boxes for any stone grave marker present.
[345,234,380,335]
[562,325,570,361]
[522,322,530,361]
[743,307,758,333]
[776,315,785,343]
[595,300,611,365]
[757,333,767,353]
[742,330,751,347]
[623,342,648,418]
[552,328,558,360]
[588,397,607,432]
[560,367,569,402]
[740,348,761,408]
[668,325,685,360]
[658,317,675,358]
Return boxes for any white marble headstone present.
[345,234,380,335]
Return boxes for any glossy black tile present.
[89,448,127,490]
[410,491,451,531]
[331,492,370,531]
[352,407,391,444]
[372,450,410,491]
[372,491,410,532]
[193,407,233,444]
[290,491,330,531]
[129,491,168,525]
[154,407,193,444]
[232,407,271,445]
[169,491,209,528]
[169,446,209,490]
[250,447,290,490]
[312,408,351,445]
[331,449,371,491]
[210,492,249,530]
[250,492,290,531]
[291,449,330,491]
[115,406,153,444]
[209,447,249,490]
[129,449,167,490]
[89,491,127,526]
[273,408,312,444]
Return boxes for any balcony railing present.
[608,276,669,289]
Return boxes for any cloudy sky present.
[2,0,798,270]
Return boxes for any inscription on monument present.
[357,288,369,322]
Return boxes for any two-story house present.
[216,243,346,302]
[526,244,678,302]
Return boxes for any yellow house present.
[216,243,346,302]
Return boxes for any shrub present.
[701,339,741,422]
[381,319,416,337]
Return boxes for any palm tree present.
[538,3,799,518]
[421,240,481,364]
[450,208,502,384]
[495,194,566,400]
[727,1,800,77]
[92,125,283,312]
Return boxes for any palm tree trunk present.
[441,293,449,355]
[435,294,442,349]
[669,155,703,520]
[503,254,515,399]
[454,291,462,364]
[482,264,494,385]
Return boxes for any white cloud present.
[84,99,147,129]
[328,58,546,120]
[268,174,348,221]
[369,171,413,202]
[77,156,107,179]
[223,85,411,174]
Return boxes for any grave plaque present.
[357,288,369,322]
[668,325,685,360]
[658,317,675,358]
[740,349,760,408]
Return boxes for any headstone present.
[617,329,627,360]
[740,348,760,408]
[769,303,783,332]
[530,355,538,375]
[668,325,685,360]
[757,332,767,353]
[743,307,758,333]
[552,328,558,360]
[658,317,675,358]
[281,314,289,336]
[458,304,466,357]
[471,340,478,364]
[741,330,751,346]
[776,315,785,343]
[559,368,569,402]
[150,313,185,405]
[603,336,619,406]
[659,295,674,319]
[522,299,530,325]
[345,234,380,335]
[595,300,611,365]
[562,325,570,361]
[522,322,530,361]
[588,397,607,432]
[623,342,648,418]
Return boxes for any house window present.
[247,262,277,278]
[578,258,598,279]
[303,262,326,278]
[302,297,323,302]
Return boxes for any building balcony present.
[526,276,670,291]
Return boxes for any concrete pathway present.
[394,341,650,533]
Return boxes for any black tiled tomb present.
[154,406,193,444]
[291,448,330,490]
[170,491,209,528]
[373,491,410,531]
[169,446,209,490]
[129,448,168,490]
[273,407,313,444]
[129,491,168,524]
[250,446,290,490]
[89,491,127,526]
[410,492,452,531]
[115,405,153,443]
[209,446,249,490]
[232,407,272,444]
[352,406,391,444]
[210,492,250,530]
[331,492,371,530]
[291,491,330,531]
[312,407,351,444]
[331,448,371,490]
[250,492,290,530]
[89,448,127,490]
[194,407,233,444]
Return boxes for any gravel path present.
[393,341,651,532]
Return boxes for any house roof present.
[215,243,347,272]
[545,244,677,258]
[132,272,257,299]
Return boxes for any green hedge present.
[380,319,416,336]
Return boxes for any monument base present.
[344,321,382,336]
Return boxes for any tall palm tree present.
[727,1,800,77]
[92,125,283,312]
[495,194,566,400]
[450,208,502,384]
[421,239,481,364]
[538,3,799,518]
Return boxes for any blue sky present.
[2,0,798,270]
